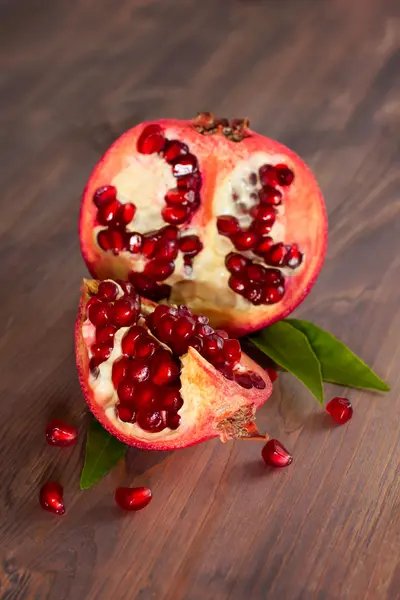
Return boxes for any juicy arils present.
[75,279,272,450]
[80,113,327,336]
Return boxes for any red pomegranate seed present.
[267,368,278,383]
[135,382,159,409]
[250,205,276,225]
[223,339,241,364]
[87,301,110,327]
[202,334,224,360]
[250,371,266,389]
[121,325,145,356]
[91,343,112,363]
[164,139,189,163]
[275,163,294,186]
[195,323,213,337]
[262,439,293,467]
[218,364,235,380]
[136,410,166,432]
[261,285,285,304]
[196,314,209,324]
[111,296,139,327]
[161,388,183,412]
[129,359,150,383]
[266,242,287,266]
[285,244,303,269]
[264,268,284,286]
[39,482,65,515]
[150,305,173,327]
[116,404,136,423]
[96,324,117,346]
[178,305,193,317]
[97,281,118,301]
[118,380,136,403]
[259,164,278,187]
[254,236,274,257]
[154,238,179,261]
[234,372,253,389]
[93,185,117,207]
[137,124,165,154]
[229,275,247,295]
[165,188,196,206]
[167,413,181,429]
[244,286,263,304]
[97,229,112,251]
[250,220,273,236]
[97,229,125,255]
[162,205,190,225]
[232,230,258,251]
[246,263,266,283]
[258,186,282,206]
[112,356,131,388]
[97,200,120,225]
[217,215,240,236]
[141,235,158,258]
[118,203,136,225]
[225,253,248,274]
[150,283,172,301]
[129,272,157,295]
[144,260,175,281]
[177,172,201,190]
[178,235,203,256]
[171,154,198,177]
[326,397,353,425]
[125,232,143,254]
[135,336,157,359]
[46,419,78,447]
[117,279,137,296]
[156,314,176,342]
[159,225,180,241]
[150,350,180,385]
[115,486,152,511]
[174,316,195,339]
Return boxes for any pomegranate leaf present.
[250,321,324,403]
[285,319,390,392]
[80,419,126,490]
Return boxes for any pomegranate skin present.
[79,116,327,337]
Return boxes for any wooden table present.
[1,0,399,598]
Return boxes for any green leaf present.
[250,321,324,404]
[80,419,127,490]
[286,319,390,392]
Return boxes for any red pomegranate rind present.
[75,279,272,450]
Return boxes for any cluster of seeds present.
[85,280,265,434]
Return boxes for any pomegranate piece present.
[137,124,165,154]
[39,482,65,515]
[93,185,117,207]
[326,397,353,425]
[262,439,293,467]
[46,419,78,447]
[115,486,152,511]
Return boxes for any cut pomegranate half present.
[79,113,327,336]
[76,279,272,450]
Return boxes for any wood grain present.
[1,0,399,598]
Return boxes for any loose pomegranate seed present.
[46,419,78,447]
[116,404,136,423]
[97,281,119,301]
[225,253,248,274]
[164,139,189,163]
[249,372,266,389]
[229,275,247,295]
[118,380,136,403]
[93,185,117,207]
[161,388,184,412]
[223,339,241,365]
[118,203,136,225]
[40,482,65,515]
[266,243,287,266]
[171,154,198,177]
[217,215,240,236]
[326,397,353,425]
[254,236,274,257]
[96,324,117,346]
[285,244,303,269]
[261,285,285,304]
[177,172,201,190]
[126,232,143,254]
[262,439,293,467]
[150,350,180,385]
[165,188,196,206]
[91,343,112,363]
[232,230,258,251]
[258,186,282,206]
[87,301,110,327]
[234,372,253,389]
[167,413,181,430]
[137,124,165,154]
[121,326,145,356]
[162,205,190,225]
[97,200,120,225]
[110,296,139,327]
[136,410,166,432]
[259,164,278,187]
[246,263,266,283]
[264,268,284,286]
[135,336,157,359]
[129,359,150,383]
[275,163,294,186]
[115,487,152,511]
[267,367,278,383]
[135,382,159,409]
[144,260,175,281]
[178,235,203,256]
[112,356,131,387]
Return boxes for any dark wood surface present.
[1,0,399,598]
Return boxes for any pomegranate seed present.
[156,314,176,342]
[45,419,78,447]
[154,238,178,261]
[115,486,152,511]
[149,283,171,301]
[262,439,293,467]
[91,343,112,363]
[234,372,253,389]
[112,356,131,388]
[246,263,266,283]
[137,124,165,154]
[129,272,157,295]
[144,260,175,281]
[135,382,159,409]
[244,286,263,304]
[266,243,287,266]
[261,285,285,304]
[254,236,274,257]
[111,296,139,327]
[135,336,157,359]
[129,359,150,383]
[117,279,137,296]
[87,301,110,327]
[136,410,166,432]
[171,154,198,177]
[259,164,278,187]
[223,339,241,364]
[121,326,145,356]
[164,139,189,163]
[195,323,213,337]
[218,365,235,380]
[177,172,201,190]
[250,205,276,224]
[215,329,229,339]
[196,314,209,324]
[118,380,136,403]
[150,350,180,385]
[116,404,136,423]
[162,205,190,225]
[264,269,284,286]
[178,235,203,256]
[250,371,266,389]
[93,185,117,207]
[96,324,117,346]
[174,316,195,339]
[97,200,120,225]
[229,275,247,295]
[285,244,303,269]
[225,253,248,274]
[125,232,143,254]
[118,203,136,225]
[109,229,125,255]
[250,220,273,236]
[161,388,184,412]
[275,163,294,186]
[326,397,353,425]
[232,230,258,251]
[167,413,181,430]
[160,225,180,241]
[165,188,196,206]
[141,235,158,258]
[97,281,118,301]
[217,215,240,236]
[97,229,112,251]
[258,186,282,206]
[202,334,224,360]
[39,482,65,515]
[150,305,173,327]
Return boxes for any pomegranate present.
[79,113,327,336]
[75,278,272,450]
